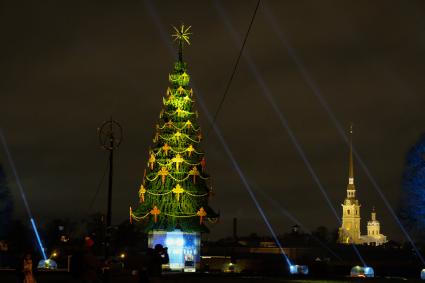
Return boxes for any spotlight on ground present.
[223,262,240,273]
[420,268,425,280]
[289,264,309,275]
[37,259,57,270]
[350,265,374,278]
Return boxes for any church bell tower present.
[338,125,362,244]
[367,207,380,237]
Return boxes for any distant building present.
[337,126,387,246]
[360,208,387,246]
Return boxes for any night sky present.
[1,0,425,242]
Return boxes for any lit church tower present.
[338,126,362,244]
[363,207,388,246]
[367,207,380,237]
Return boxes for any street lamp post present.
[98,118,123,262]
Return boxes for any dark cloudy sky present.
[1,0,425,242]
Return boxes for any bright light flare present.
[0,130,48,261]
[289,264,309,275]
[30,218,47,261]
[350,265,374,278]
[37,259,57,270]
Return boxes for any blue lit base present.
[350,266,374,278]
[289,265,309,275]
[421,268,425,280]
[148,230,200,271]
[37,259,57,270]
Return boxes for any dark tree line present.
[0,164,13,238]
[400,134,425,240]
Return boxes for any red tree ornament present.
[150,206,161,223]
[157,167,169,185]
[189,166,200,183]
[162,143,171,156]
[197,207,207,224]
[201,157,206,173]
[186,144,194,157]
[139,185,146,203]
[148,153,156,170]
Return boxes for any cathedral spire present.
[347,124,356,198]
[348,124,354,185]
[338,123,362,244]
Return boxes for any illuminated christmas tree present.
[130,25,217,269]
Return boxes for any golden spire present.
[346,123,356,199]
[348,123,354,184]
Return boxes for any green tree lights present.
[130,25,217,233]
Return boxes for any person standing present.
[22,253,36,283]
[148,244,169,283]
[81,236,101,283]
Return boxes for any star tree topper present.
[172,24,192,61]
